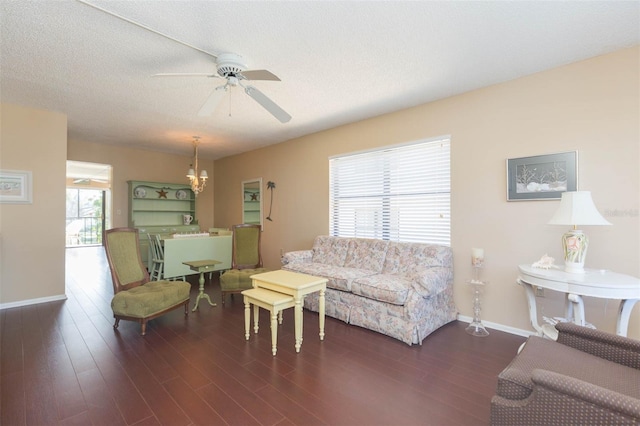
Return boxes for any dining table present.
[160,233,232,279]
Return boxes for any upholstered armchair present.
[491,322,640,425]
[104,228,191,335]
[219,224,269,305]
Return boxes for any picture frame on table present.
[0,169,33,204]
[506,151,577,201]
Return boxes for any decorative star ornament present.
[157,189,168,199]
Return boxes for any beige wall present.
[0,104,67,304]
[67,139,215,231]
[1,47,637,339]
[214,47,640,338]
[0,112,217,307]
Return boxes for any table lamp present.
[547,191,611,274]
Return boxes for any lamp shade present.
[200,170,208,179]
[186,168,195,179]
[548,191,611,226]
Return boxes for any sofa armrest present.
[411,266,453,297]
[556,322,640,369]
[281,250,313,266]
[491,369,640,425]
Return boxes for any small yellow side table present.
[241,287,296,355]
[182,259,221,311]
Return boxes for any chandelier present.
[186,136,207,196]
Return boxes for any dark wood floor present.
[1,246,525,426]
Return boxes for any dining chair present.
[104,227,191,336]
[147,233,163,280]
[219,224,269,306]
[150,233,185,281]
[207,227,230,280]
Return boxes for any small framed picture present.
[0,170,33,204]
[506,151,577,201]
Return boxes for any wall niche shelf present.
[242,178,263,229]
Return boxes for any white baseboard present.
[0,294,67,310]
[457,314,534,338]
[0,297,535,338]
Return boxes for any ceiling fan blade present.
[153,73,219,78]
[198,85,228,116]
[240,70,281,81]
[244,86,291,123]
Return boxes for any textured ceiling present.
[1,1,638,160]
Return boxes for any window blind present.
[329,137,450,245]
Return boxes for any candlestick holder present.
[466,266,489,337]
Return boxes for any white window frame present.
[329,136,451,245]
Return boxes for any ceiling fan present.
[154,53,292,123]
[75,0,291,123]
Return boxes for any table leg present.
[319,288,326,341]
[244,297,251,340]
[294,297,303,353]
[567,293,585,326]
[253,305,260,334]
[518,279,543,335]
[617,299,639,337]
[192,272,216,311]
[270,311,278,356]
[563,294,574,322]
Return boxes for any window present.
[66,188,105,246]
[329,137,450,245]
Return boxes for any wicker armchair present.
[491,322,640,425]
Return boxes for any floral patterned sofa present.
[281,236,457,345]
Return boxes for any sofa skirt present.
[303,286,456,345]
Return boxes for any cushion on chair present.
[220,268,269,290]
[111,280,191,318]
[496,336,640,401]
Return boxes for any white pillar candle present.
[472,248,484,267]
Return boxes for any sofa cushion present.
[411,266,453,297]
[311,236,350,266]
[343,238,389,272]
[282,262,375,292]
[497,336,640,401]
[382,242,452,274]
[351,274,411,305]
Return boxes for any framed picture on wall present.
[506,151,577,201]
[0,170,33,204]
